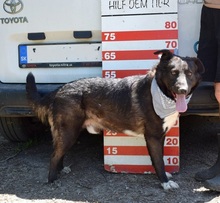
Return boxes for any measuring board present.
[101,0,179,173]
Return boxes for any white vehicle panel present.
[0,0,101,83]
[0,0,204,83]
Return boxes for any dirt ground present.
[0,115,220,203]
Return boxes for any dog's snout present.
[173,84,188,95]
[179,88,187,94]
[175,73,188,94]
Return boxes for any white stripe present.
[102,60,158,70]
[104,155,179,166]
[102,40,177,51]
[104,136,179,147]
[104,136,146,146]
[102,15,177,31]
[104,155,152,165]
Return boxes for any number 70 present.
[165,41,178,48]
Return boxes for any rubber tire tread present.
[0,117,46,142]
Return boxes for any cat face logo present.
[3,0,23,14]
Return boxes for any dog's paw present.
[62,166,71,174]
[161,180,179,190]
[165,172,172,179]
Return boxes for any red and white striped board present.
[104,121,179,173]
[101,1,179,173]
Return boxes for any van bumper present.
[0,82,218,117]
[0,83,61,117]
[183,82,219,116]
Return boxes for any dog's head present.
[154,49,205,113]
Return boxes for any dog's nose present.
[179,88,187,94]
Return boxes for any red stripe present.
[104,165,179,173]
[102,70,148,78]
[102,49,175,61]
[102,50,158,60]
[103,128,179,137]
[102,30,178,41]
[166,127,179,136]
[104,146,179,156]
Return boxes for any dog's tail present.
[26,72,50,123]
[26,72,41,103]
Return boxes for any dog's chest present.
[162,112,179,133]
[122,112,179,137]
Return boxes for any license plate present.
[18,43,102,68]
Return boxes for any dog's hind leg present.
[145,135,179,190]
[48,116,83,183]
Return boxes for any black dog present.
[26,50,204,189]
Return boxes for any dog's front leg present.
[145,135,179,190]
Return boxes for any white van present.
[0,0,217,141]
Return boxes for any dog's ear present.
[193,57,205,74]
[154,49,173,61]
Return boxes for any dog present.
[26,49,204,190]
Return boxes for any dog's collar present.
[151,78,191,119]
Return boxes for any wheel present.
[0,117,48,142]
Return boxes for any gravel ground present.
[0,115,220,203]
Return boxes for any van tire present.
[0,117,47,142]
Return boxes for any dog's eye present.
[171,70,177,75]
[186,71,192,76]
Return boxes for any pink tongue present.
[176,94,187,112]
